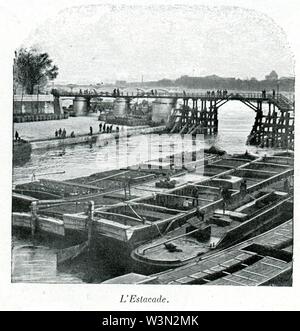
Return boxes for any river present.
[12,101,284,283]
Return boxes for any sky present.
[1,1,297,84]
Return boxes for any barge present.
[131,191,291,273]
[103,206,293,285]
[12,150,293,268]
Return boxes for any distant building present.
[13,95,63,116]
[265,70,278,81]
[115,80,127,86]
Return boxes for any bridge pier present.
[113,97,130,117]
[53,96,63,115]
[73,96,90,116]
[169,97,219,135]
[248,103,294,149]
[152,98,177,124]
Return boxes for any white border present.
[0,0,299,311]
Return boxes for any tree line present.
[128,74,295,92]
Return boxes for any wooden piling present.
[30,201,38,237]
[87,201,94,249]
[166,93,293,150]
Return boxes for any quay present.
[29,125,164,150]
[14,113,164,151]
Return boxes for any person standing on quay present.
[15,131,19,141]
[90,126,93,136]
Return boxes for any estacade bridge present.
[52,89,295,149]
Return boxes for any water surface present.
[12,101,283,283]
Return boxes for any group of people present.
[54,123,120,139]
[182,90,229,97]
[79,89,97,95]
[55,128,66,138]
[137,89,159,96]
[98,123,119,134]
[207,90,228,97]
[262,89,277,98]
[150,89,158,95]
[112,89,121,96]
[55,128,75,139]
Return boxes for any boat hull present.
[131,199,293,275]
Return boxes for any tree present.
[14,48,59,94]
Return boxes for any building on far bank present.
[265,70,279,81]
[13,94,65,122]
[115,80,127,86]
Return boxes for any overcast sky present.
[16,3,295,84]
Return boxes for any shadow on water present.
[57,250,128,284]
[13,140,32,167]
[12,229,128,284]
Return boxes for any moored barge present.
[12,150,293,268]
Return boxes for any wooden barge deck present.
[12,151,293,265]
[130,192,291,273]
[103,215,293,285]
